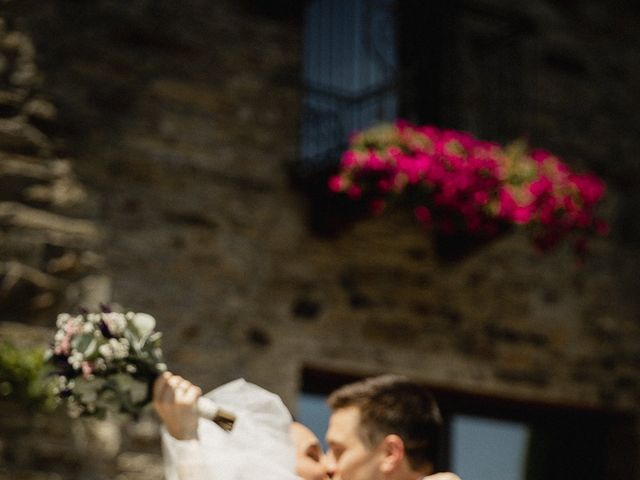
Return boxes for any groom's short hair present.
[327,374,442,471]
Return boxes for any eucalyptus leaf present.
[128,378,149,405]
[73,334,98,356]
[74,377,105,403]
[124,329,143,355]
[111,373,135,393]
[96,389,119,415]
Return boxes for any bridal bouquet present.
[46,308,236,429]
[45,309,166,419]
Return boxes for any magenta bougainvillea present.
[328,121,608,255]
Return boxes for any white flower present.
[82,322,95,334]
[129,379,148,404]
[102,312,127,336]
[125,364,137,374]
[56,313,71,329]
[95,389,119,414]
[68,351,84,369]
[98,343,114,361]
[74,378,99,403]
[58,376,69,390]
[109,338,129,359]
[94,358,107,372]
[54,330,66,342]
[88,313,101,323]
[70,315,84,328]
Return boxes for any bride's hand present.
[153,371,202,440]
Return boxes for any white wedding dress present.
[162,378,298,480]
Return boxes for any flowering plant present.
[45,308,166,419]
[329,121,608,254]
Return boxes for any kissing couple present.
[154,372,461,480]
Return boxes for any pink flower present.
[473,190,489,206]
[562,195,577,213]
[498,189,517,219]
[416,125,439,146]
[395,158,417,183]
[328,175,346,192]
[572,174,605,205]
[394,119,412,130]
[513,205,534,224]
[81,361,93,379]
[341,150,359,168]
[531,149,553,164]
[363,152,387,171]
[554,159,570,174]
[54,336,71,356]
[529,176,552,197]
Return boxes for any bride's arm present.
[153,372,298,480]
[154,372,209,480]
[153,372,201,440]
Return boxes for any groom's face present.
[325,406,383,480]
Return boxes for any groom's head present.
[325,375,442,480]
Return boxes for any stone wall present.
[0,18,104,321]
[0,0,639,479]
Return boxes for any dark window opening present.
[300,0,398,175]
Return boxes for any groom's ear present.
[379,434,406,473]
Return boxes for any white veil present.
[162,379,298,480]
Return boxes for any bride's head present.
[290,422,330,480]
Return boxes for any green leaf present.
[129,378,149,405]
[72,334,97,356]
[0,342,59,412]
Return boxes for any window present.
[437,390,633,480]
[297,391,332,449]
[301,0,398,173]
[450,415,530,480]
